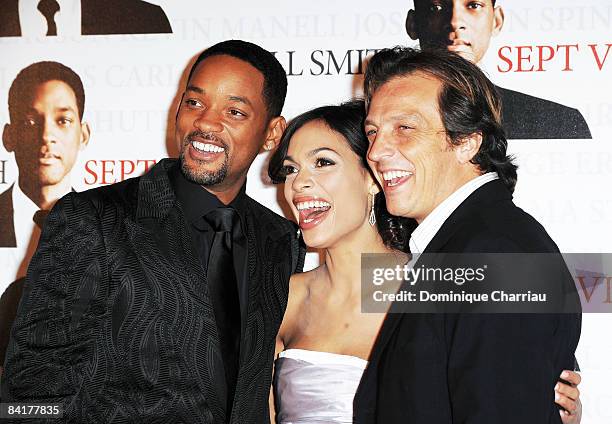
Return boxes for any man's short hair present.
[188,40,287,118]
[364,46,517,192]
[8,61,85,121]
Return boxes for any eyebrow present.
[284,147,339,162]
[185,86,253,107]
[365,113,424,127]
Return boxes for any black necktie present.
[204,207,242,415]
[33,209,50,229]
[37,0,60,36]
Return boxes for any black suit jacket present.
[2,159,305,423]
[499,86,591,139]
[354,180,581,423]
[0,0,172,36]
[0,185,16,247]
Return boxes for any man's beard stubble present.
[179,131,229,186]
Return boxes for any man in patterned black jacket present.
[2,40,305,423]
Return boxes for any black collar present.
[169,162,248,226]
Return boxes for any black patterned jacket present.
[2,158,305,423]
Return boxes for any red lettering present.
[120,160,136,181]
[497,46,513,73]
[589,43,612,71]
[516,46,534,72]
[556,44,579,71]
[138,159,157,173]
[84,160,98,185]
[101,160,116,185]
[537,45,555,72]
[576,276,602,303]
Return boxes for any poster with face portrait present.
[0,0,610,420]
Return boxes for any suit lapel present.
[126,159,226,415]
[367,181,512,363]
[0,185,17,247]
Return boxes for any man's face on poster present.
[406,0,504,64]
[3,80,90,188]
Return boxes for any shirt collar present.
[409,172,499,254]
[169,163,248,226]
[12,182,45,246]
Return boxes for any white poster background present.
[0,1,610,421]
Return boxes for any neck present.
[18,177,71,210]
[203,175,245,205]
[322,223,401,298]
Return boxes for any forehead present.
[287,120,358,159]
[188,55,265,104]
[25,80,78,111]
[368,72,443,123]
[415,0,495,11]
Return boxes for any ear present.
[405,9,419,40]
[454,132,482,164]
[3,124,15,152]
[79,122,91,150]
[263,116,286,151]
[492,6,504,37]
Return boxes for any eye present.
[398,125,414,131]
[315,157,335,168]
[58,117,73,126]
[229,109,246,118]
[365,128,377,142]
[429,2,443,12]
[23,117,37,127]
[280,164,298,177]
[185,98,202,108]
[467,1,484,9]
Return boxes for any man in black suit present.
[405,0,591,139]
[0,0,172,36]
[355,47,581,422]
[2,40,305,423]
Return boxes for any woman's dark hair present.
[268,100,416,252]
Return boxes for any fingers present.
[559,408,576,424]
[560,370,582,386]
[556,381,580,401]
[555,390,577,414]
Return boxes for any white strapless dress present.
[273,348,368,424]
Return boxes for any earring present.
[296,228,301,238]
[368,194,376,226]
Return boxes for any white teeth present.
[295,200,331,211]
[192,141,225,153]
[382,170,413,181]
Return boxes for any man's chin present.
[181,161,227,186]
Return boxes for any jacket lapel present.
[125,159,226,415]
[367,181,512,366]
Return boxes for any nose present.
[291,167,314,193]
[40,117,56,146]
[367,131,394,165]
[449,4,467,32]
[194,107,223,133]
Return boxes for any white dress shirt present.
[11,182,39,249]
[19,0,81,37]
[409,172,499,254]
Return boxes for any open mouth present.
[191,140,225,153]
[382,170,413,188]
[294,199,332,229]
